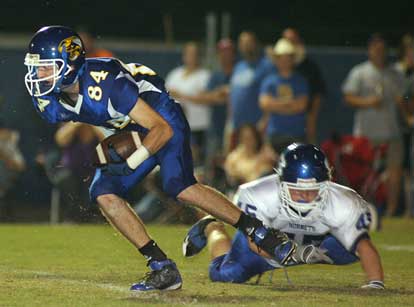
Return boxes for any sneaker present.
[182,216,217,257]
[130,259,182,291]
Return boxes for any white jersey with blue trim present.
[31,58,179,134]
[233,174,371,267]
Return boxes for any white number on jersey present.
[90,71,109,83]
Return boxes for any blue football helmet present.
[24,26,86,97]
[276,143,332,220]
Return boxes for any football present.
[95,131,144,165]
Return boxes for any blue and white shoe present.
[182,216,217,257]
[130,259,182,291]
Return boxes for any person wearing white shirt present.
[165,42,211,165]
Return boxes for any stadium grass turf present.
[0,218,413,306]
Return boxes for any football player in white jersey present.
[183,143,384,289]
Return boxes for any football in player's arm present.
[183,143,384,289]
[24,26,297,292]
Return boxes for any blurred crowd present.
[1,28,414,223]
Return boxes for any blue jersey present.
[259,72,309,137]
[32,57,197,200]
[32,58,181,134]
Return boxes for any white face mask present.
[24,53,72,97]
[280,180,328,221]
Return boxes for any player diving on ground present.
[183,143,384,289]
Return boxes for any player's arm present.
[259,94,308,114]
[356,238,385,288]
[126,97,173,169]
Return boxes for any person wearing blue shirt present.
[259,38,309,153]
[230,32,275,132]
[24,26,296,292]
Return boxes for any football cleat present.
[182,216,217,257]
[130,259,182,292]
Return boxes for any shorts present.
[89,107,197,201]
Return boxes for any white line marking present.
[0,268,130,294]
[380,245,414,252]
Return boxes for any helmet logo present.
[58,36,82,61]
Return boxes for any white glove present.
[361,280,385,290]
[293,244,334,264]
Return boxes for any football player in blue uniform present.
[24,26,297,292]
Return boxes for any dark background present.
[0,0,411,214]
[1,0,414,46]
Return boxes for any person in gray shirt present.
[342,34,405,216]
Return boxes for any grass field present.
[0,219,414,307]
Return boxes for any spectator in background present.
[77,28,114,58]
[0,124,26,220]
[165,42,211,165]
[38,122,104,221]
[224,124,275,188]
[283,28,326,144]
[259,38,309,154]
[229,31,274,144]
[394,34,414,217]
[342,34,405,216]
[171,39,235,184]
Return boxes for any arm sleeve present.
[330,197,371,252]
[342,66,361,95]
[259,77,276,96]
[109,75,140,115]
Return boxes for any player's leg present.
[89,160,182,291]
[209,230,275,283]
[206,221,233,259]
[157,123,295,265]
[178,183,241,224]
[96,193,152,250]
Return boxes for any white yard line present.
[379,245,414,252]
[0,268,130,294]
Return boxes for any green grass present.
[0,219,413,307]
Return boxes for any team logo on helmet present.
[58,36,82,61]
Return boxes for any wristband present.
[126,145,151,169]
